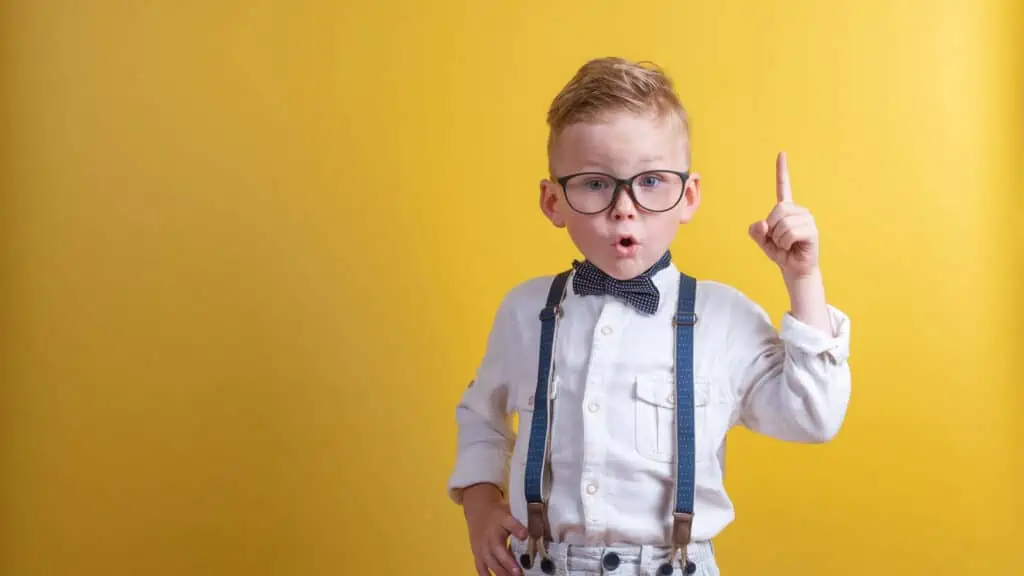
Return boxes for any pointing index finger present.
[776,151,792,204]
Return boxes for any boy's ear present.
[678,172,701,224]
[539,179,567,228]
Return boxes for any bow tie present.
[571,251,672,315]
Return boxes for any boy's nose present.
[610,185,637,220]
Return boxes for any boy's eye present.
[582,178,611,191]
[638,174,663,188]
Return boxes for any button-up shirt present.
[447,262,851,545]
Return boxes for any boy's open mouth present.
[613,235,639,256]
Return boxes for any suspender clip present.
[671,511,693,549]
[524,502,552,569]
[660,511,696,575]
[526,501,550,543]
[539,305,562,321]
[672,312,698,326]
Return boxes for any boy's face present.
[540,111,700,280]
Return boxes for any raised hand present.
[748,152,820,280]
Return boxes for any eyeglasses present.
[555,170,690,215]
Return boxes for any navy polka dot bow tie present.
[571,251,673,315]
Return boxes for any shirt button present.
[601,325,612,335]
[588,402,599,413]
[586,483,598,495]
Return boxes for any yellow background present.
[1,1,1020,575]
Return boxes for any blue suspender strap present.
[664,271,699,576]
[522,269,571,571]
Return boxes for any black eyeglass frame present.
[554,170,691,215]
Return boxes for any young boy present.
[447,57,851,576]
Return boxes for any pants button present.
[602,551,621,571]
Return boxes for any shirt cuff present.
[447,449,510,505]
[780,304,851,363]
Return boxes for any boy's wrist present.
[462,482,504,510]
[783,267,832,334]
[782,266,822,290]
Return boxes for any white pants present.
[509,539,719,576]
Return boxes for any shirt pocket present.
[634,372,711,464]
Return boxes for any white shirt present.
[447,261,851,546]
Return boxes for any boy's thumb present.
[503,515,527,540]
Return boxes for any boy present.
[447,57,851,576]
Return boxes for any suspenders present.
[520,269,571,575]
[668,273,699,575]
[520,268,699,576]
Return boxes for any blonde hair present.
[546,57,690,173]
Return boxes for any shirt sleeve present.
[726,290,852,443]
[446,294,517,504]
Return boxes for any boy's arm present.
[737,151,851,441]
[447,298,516,504]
